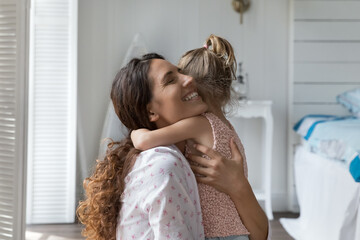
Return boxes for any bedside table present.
[229,100,274,220]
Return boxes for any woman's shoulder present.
[138,145,182,160]
[128,146,196,201]
[136,146,190,173]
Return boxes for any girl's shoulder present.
[201,112,217,121]
[176,114,211,130]
[201,112,232,130]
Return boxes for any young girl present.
[131,35,250,239]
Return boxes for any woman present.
[131,34,268,240]
[77,53,269,240]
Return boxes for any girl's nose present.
[182,74,194,87]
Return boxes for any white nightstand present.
[229,100,274,220]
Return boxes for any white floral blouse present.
[117,145,205,240]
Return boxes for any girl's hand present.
[188,138,246,197]
[130,128,151,150]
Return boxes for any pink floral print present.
[117,146,204,240]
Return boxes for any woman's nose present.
[182,74,194,87]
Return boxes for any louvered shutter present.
[26,0,77,224]
[0,0,27,239]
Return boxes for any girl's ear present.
[147,104,159,122]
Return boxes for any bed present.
[280,113,360,240]
[286,2,360,237]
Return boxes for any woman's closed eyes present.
[162,69,182,87]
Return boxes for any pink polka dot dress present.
[189,112,250,238]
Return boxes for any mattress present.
[280,146,360,240]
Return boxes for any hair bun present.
[205,34,236,79]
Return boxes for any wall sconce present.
[232,0,251,24]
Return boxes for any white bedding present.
[293,115,360,182]
[280,145,360,240]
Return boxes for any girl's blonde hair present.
[178,34,236,110]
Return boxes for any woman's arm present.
[131,115,211,150]
[188,139,269,240]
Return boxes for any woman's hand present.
[188,138,246,197]
[189,138,269,240]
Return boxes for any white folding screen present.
[287,0,360,211]
[0,0,28,239]
[27,0,77,224]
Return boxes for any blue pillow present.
[350,155,360,182]
[337,87,360,117]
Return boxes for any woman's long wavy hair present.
[76,53,164,240]
[178,34,236,111]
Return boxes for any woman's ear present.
[148,110,159,122]
[147,104,159,122]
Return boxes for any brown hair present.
[76,53,164,240]
[178,34,236,111]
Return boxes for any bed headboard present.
[287,0,360,211]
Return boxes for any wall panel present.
[295,22,360,41]
[294,1,360,20]
[294,63,360,83]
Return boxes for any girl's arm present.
[188,139,269,240]
[131,116,211,151]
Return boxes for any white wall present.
[77,0,290,211]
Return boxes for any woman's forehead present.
[149,59,177,85]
